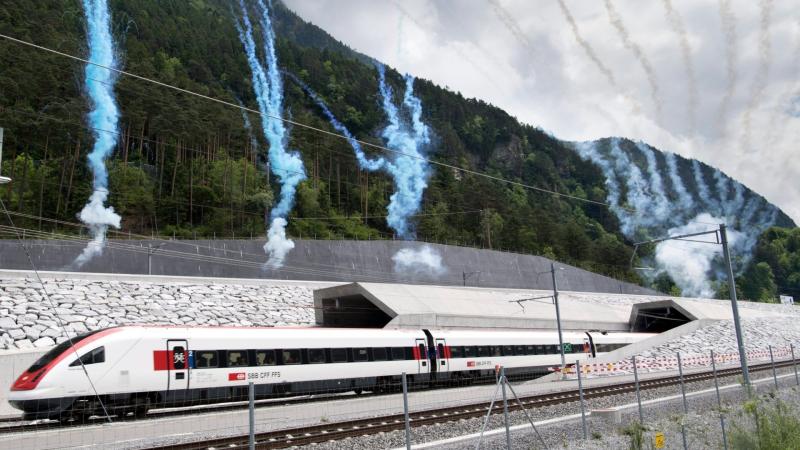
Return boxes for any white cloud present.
[284,0,800,224]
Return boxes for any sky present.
[283,0,800,224]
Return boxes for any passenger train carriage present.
[8,326,652,421]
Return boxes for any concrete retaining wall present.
[0,239,655,295]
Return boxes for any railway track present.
[149,359,797,450]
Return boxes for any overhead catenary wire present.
[0,33,634,213]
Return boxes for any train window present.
[196,351,218,368]
[330,348,348,363]
[353,348,370,362]
[373,348,388,361]
[281,349,301,365]
[449,346,462,358]
[490,346,501,357]
[255,350,276,366]
[227,351,248,367]
[525,346,536,355]
[29,329,104,372]
[477,346,490,357]
[307,348,326,364]
[502,346,515,356]
[463,346,477,357]
[515,346,526,355]
[69,346,105,367]
[391,347,406,360]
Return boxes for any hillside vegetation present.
[0,0,795,295]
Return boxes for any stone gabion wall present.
[0,278,315,350]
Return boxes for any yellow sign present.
[654,432,665,449]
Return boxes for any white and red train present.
[8,326,651,421]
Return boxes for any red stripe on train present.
[153,350,175,371]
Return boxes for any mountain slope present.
[0,0,794,296]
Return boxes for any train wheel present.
[353,388,363,396]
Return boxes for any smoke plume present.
[392,245,446,276]
[556,0,616,89]
[740,0,774,154]
[235,0,306,267]
[635,142,671,224]
[655,213,738,298]
[487,0,536,57]
[691,160,713,210]
[376,64,432,240]
[603,0,663,125]
[664,152,694,217]
[661,0,698,134]
[716,0,738,136]
[73,0,122,268]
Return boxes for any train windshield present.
[27,329,104,372]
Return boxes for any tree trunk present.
[170,140,179,198]
[38,137,49,229]
[65,139,80,213]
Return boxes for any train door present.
[167,339,189,396]
[414,338,428,375]
[435,338,449,375]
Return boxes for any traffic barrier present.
[553,345,796,379]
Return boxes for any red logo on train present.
[228,372,246,381]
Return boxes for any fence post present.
[710,350,728,450]
[792,344,799,386]
[632,355,643,424]
[248,381,255,450]
[677,352,688,450]
[402,372,411,450]
[769,345,778,390]
[500,367,512,449]
[576,359,588,440]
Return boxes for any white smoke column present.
[655,213,739,298]
[392,245,446,277]
[573,141,626,227]
[603,0,663,125]
[487,0,536,57]
[665,152,695,217]
[691,160,714,210]
[661,0,697,134]
[740,0,774,154]
[635,142,672,224]
[235,0,307,268]
[716,0,738,135]
[712,169,730,215]
[606,139,658,234]
[74,0,122,268]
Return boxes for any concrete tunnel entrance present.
[631,305,692,333]
[318,294,393,328]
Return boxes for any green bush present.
[730,398,800,449]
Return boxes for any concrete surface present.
[0,239,656,295]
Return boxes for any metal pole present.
[576,359,588,440]
[792,344,799,386]
[710,350,728,450]
[769,345,778,390]
[552,263,565,371]
[248,381,255,450]
[402,372,411,450]
[463,271,466,286]
[720,224,750,387]
[677,352,688,450]
[0,127,4,173]
[148,244,152,276]
[500,367,512,450]
[632,355,643,424]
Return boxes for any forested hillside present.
[0,0,795,295]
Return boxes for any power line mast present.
[0,128,9,185]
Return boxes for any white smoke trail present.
[556,0,642,116]
[716,0,738,136]
[574,141,625,223]
[392,245,446,277]
[664,152,695,217]
[635,142,671,223]
[661,0,697,134]
[655,213,738,298]
[712,169,730,215]
[691,160,714,210]
[263,217,293,268]
[603,0,663,125]
[740,0,774,154]
[487,0,535,56]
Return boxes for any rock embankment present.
[0,278,314,350]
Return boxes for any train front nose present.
[9,368,73,420]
